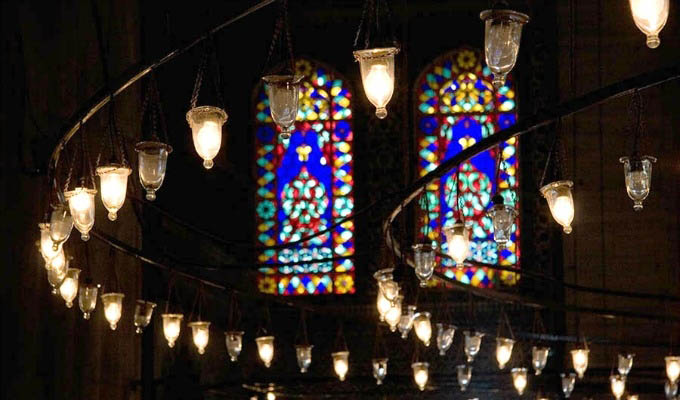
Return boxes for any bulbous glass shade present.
[571,348,589,379]
[261,75,303,139]
[665,380,678,399]
[376,290,391,321]
[384,295,403,332]
[511,367,528,395]
[443,221,470,269]
[162,313,183,348]
[436,323,456,356]
[65,187,97,241]
[372,358,388,385]
[413,312,432,346]
[561,373,576,398]
[352,47,399,119]
[398,305,417,339]
[188,321,210,355]
[101,292,124,330]
[412,362,429,391]
[610,374,626,400]
[619,156,655,211]
[629,0,669,48]
[457,364,472,392]
[480,9,529,90]
[135,141,172,201]
[267,392,275,400]
[412,243,436,286]
[59,267,80,308]
[49,206,73,250]
[464,331,485,362]
[186,106,227,169]
[47,263,67,295]
[540,180,574,234]
[618,353,634,376]
[46,248,67,273]
[96,164,131,221]
[133,300,156,334]
[332,351,349,381]
[256,336,275,368]
[295,344,313,373]
[487,199,517,250]
[496,337,515,369]
[666,356,680,383]
[628,395,639,400]
[39,223,61,262]
[531,346,550,375]
[78,282,98,319]
[374,268,399,302]
[225,331,244,362]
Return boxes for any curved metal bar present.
[383,63,680,317]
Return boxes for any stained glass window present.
[415,48,519,288]
[255,59,355,296]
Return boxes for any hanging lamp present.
[610,374,626,400]
[65,187,97,241]
[571,348,590,379]
[398,305,417,339]
[665,380,678,399]
[444,220,470,269]
[479,6,529,90]
[412,362,429,391]
[384,294,403,332]
[188,321,211,355]
[618,353,634,376]
[38,223,61,262]
[256,336,275,368]
[225,331,244,362]
[49,204,73,250]
[666,356,680,383]
[531,346,550,375]
[101,292,125,330]
[496,337,515,369]
[372,358,388,385]
[332,351,350,382]
[295,344,313,373]
[629,0,669,48]
[487,194,517,249]
[436,323,456,356]
[162,313,183,348]
[511,367,528,395]
[78,280,99,319]
[540,180,574,234]
[457,364,472,392]
[59,267,81,308]
[412,243,436,286]
[133,300,156,334]
[561,372,576,398]
[413,312,432,346]
[464,331,485,362]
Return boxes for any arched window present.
[415,48,519,288]
[254,59,355,296]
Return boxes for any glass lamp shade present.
[46,248,67,273]
[436,323,456,356]
[628,395,639,400]
[413,312,432,346]
[135,141,172,201]
[267,392,276,400]
[540,180,574,234]
[629,0,669,48]
[443,221,470,269]
[332,351,350,382]
[372,358,388,385]
[666,356,680,383]
[256,336,275,368]
[610,374,626,400]
[487,198,517,250]
[665,380,678,399]
[101,292,124,330]
[96,164,131,221]
[479,9,529,90]
[531,346,550,375]
[496,337,515,369]
[188,321,210,355]
[457,364,472,392]
[59,267,80,308]
[185,106,227,169]
[412,243,436,286]
[295,344,313,373]
[352,47,399,119]
[133,300,156,334]
[376,290,391,321]
[49,206,73,250]
[398,305,417,339]
[384,295,403,332]
[261,75,303,139]
[225,331,244,362]
[571,348,589,379]
[39,223,61,262]
[162,313,183,348]
[78,282,98,319]
[561,373,576,398]
[47,264,67,295]
[464,331,485,362]
[618,353,634,376]
[64,187,97,241]
[412,362,429,391]
[511,368,528,395]
[374,268,399,302]
[619,156,656,211]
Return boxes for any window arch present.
[254,59,355,296]
[415,48,519,288]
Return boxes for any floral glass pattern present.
[415,48,520,288]
[255,59,355,295]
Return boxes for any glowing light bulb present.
[412,362,429,391]
[532,346,550,375]
[188,321,210,355]
[511,368,528,395]
[39,223,61,262]
[629,0,669,48]
[561,373,576,398]
[295,344,313,373]
[611,374,626,400]
[444,221,470,269]
[101,292,124,330]
[384,295,403,332]
[225,331,244,362]
[667,356,680,383]
[266,391,276,400]
[96,164,131,221]
[496,337,515,369]
[59,268,80,308]
[540,180,574,234]
[376,290,391,321]
[256,336,275,368]
[372,358,388,385]
[49,206,73,250]
[413,312,432,346]
[332,351,349,381]
[186,106,227,169]
[571,348,589,379]
[65,187,97,241]
[47,249,67,273]
[162,313,183,348]
[353,47,399,119]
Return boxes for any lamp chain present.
[263,0,295,75]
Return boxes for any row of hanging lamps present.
[162,313,184,348]
[532,346,550,375]
[457,364,472,391]
[618,353,634,376]
[134,300,157,334]
[295,344,313,373]
[479,6,529,90]
[444,220,470,269]
[571,348,590,379]
[464,331,484,362]
[666,356,680,383]
[226,331,244,361]
[398,304,416,339]
[256,335,275,368]
[78,280,99,319]
[436,323,455,356]
[629,0,669,48]
[412,243,435,286]
[49,204,73,250]
[60,268,81,308]
[561,372,576,398]
[511,367,528,395]
[496,337,515,369]
[412,362,429,391]
[102,292,125,330]
[372,358,388,385]
[610,374,626,400]
[413,312,432,346]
